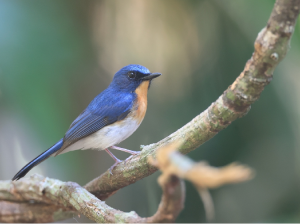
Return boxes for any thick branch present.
[0,174,184,223]
[85,0,300,200]
[0,201,74,223]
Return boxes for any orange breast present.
[134,81,150,124]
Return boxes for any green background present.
[0,0,300,222]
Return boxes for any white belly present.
[59,117,140,155]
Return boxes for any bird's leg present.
[105,148,122,174]
[110,145,140,155]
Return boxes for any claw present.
[108,158,122,174]
[105,147,141,174]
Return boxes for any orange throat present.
[134,81,150,124]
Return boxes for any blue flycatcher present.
[12,64,161,180]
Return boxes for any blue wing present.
[55,89,135,155]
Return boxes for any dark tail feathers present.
[12,139,63,181]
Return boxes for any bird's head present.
[110,64,161,92]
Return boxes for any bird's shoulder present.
[87,87,136,117]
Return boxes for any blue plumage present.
[12,64,161,180]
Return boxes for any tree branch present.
[148,141,253,221]
[0,201,74,223]
[0,174,185,222]
[141,176,185,223]
[84,0,300,200]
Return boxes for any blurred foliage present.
[0,0,300,222]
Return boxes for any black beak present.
[141,72,161,80]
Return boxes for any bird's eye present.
[128,71,136,79]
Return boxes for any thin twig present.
[148,141,253,222]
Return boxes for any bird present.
[12,64,161,181]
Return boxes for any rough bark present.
[0,174,184,222]
[0,201,74,223]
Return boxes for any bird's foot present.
[108,158,123,175]
[105,148,123,175]
[110,145,140,155]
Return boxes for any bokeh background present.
[0,0,300,222]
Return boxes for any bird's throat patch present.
[134,81,149,123]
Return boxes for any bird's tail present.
[12,139,63,181]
